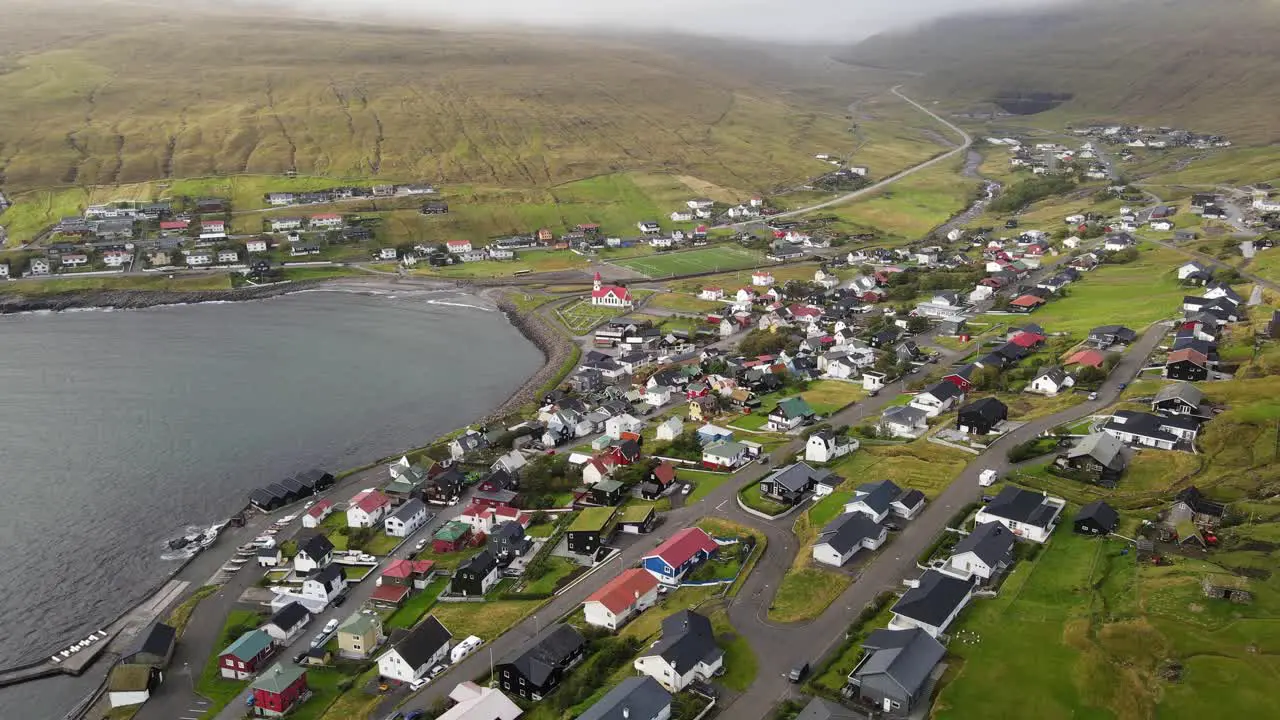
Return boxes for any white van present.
[450,635,482,664]
[978,469,999,487]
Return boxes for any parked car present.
[429,664,447,679]
[309,633,327,649]
[1088,392,1098,401]
[978,469,998,487]
[332,591,348,607]
[292,651,307,664]
[415,539,428,552]
[788,662,810,683]
[408,677,428,691]
[681,484,693,495]
[323,618,340,634]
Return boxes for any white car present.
[978,469,999,487]
[681,484,693,495]
[414,539,428,552]
[408,677,428,690]
[323,619,339,634]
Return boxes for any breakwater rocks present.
[489,296,576,421]
[0,280,328,314]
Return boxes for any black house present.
[249,487,284,511]
[120,622,176,667]
[422,466,465,505]
[956,398,1008,436]
[1074,500,1119,535]
[497,624,587,700]
[295,468,335,493]
[489,521,533,561]
[451,550,499,597]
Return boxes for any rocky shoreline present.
[0,279,334,314]
[487,293,577,421]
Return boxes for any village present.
[73,148,1280,720]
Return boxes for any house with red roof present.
[458,503,529,534]
[346,489,392,528]
[591,273,633,308]
[1009,295,1046,312]
[160,219,189,232]
[1009,331,1045,349]
[445,240,472,254]
[310,213,344,228]
[370,559,436,607]
[1066,349,1108,369]
[1165,348,1209,381]
[302,499,334,529]
[751,270,774,286]
[641,527,720,584]
[583,568,660,630]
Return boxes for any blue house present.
[641,527,719,584]
[695,424,734,445]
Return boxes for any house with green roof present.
[619,503,658,534]
[766,396,816,431]
[249,663,309,716]
[568,507,619,556]
[218,629,276,680]
[338,612,385,660]
[432,520,474,553]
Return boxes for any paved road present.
[722,86,973,227]
[716,320,1169,717]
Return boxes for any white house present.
[583,569,659,630]
[246,239,269,253]
[302,500,334,529]
[670,211,693,222]
[102,250,132,267]
[1063,236,1082,249]
[655,416,684,441]
[702,440,748,470]
[257,547,282,568]
[605,414,644,439]
[633,611,724,692]
[862,372,887,392]
[270,217,304,232]
[346,489,392,528]
[751,270,774,286]
[805,430,858,463]
[645,386,672,407]
[262,602,311,644]
[888,570,975,638]
[947,522,1015,580]
[974,486,1065,543]
[107,666,158,709]
[376,617,452,684]
[300,565,348,607]
[1151,220,1174,231]
[812,512,886,567]
[217,250,240,264]
[699,287,724,301]
[384,499,430,538]
[310,213,344,229]
[909,383,965,418]
[293,534,334,573]
[686,198,714,210]
[880,405,928,439]
[1027,367,1074,396]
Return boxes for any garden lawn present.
[314,668,382,720]
[710,608,758,691]
[428,598,544,641]
[679,468,734,505]
[286,666,351,720]
[556,298,627,334]
[800,380,866,415]
[195,609,267,715]
[612,246,765,278]
[976,244,1187,337]
[727,413,769,431]
[768,567,853,624]
[738,483,792,516]
[829,441,971,500]
[645,292,727,313]
[384,577,447,630]
[519,557,579,595]
[412,543,484,573]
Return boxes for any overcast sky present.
[250,0,1070,42]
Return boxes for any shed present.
[1202,574,1252,603]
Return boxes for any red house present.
[1009,295,1046,312]
[1008,331,1045,349]
[249,663,309,717]
[432,521,474,553]
[219,630,275,680]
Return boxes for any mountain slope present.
[840,0,1280,141]
[0,6,863,193]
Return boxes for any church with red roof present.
[591,272,634,308]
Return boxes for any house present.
[1074,500,1119,535]
[1057,432,1130,484]
[619,503,658,534]
[702,440,748,470]
[119,621,176,668]
[767,396,816,431]
[956,397,1008,436]
[847,628,945,715]
[1009,294,1046,312]
[379,559,436,591]
[567,507,617,556]
[579,676,671,720]
[300,564,347,607]
[384,498,430,538]
[844,479,905,523]
[246,238,270,253]
[433,521,474,554]
[645,385,672,407]
[269,217,303,232]
[641,527,719,584]
[376,615,452,685]
[1152,382,1206,417]
[588,478,626,507]
[880,405,928,439]
[294,534,335,573]
[1104,410,1200,450]
[107,665,161,709]
[812,512,887,567]
[654,416,683,441]
[638,221,661,234]
[262,602,311,645]
[1066,348,1108,369]
[633,610,724,692]
[583,568,661,630]
[910,382,964,418]
[888,570,975,637]
[451,550,500,597]
[751,270,774,286]
[1165,348,1209,381]
[449,430,488,461]
[218,629,275,680]
[1178,261,1212,284]
[492,521,536,562]
[582,455,617,486]
[1028,367,1075,396]
[346,489,392,528]
[497,624,587,700]
[257,546,283,568]
[310,213,344,229]
[758,462,829,505]
[1087,325,1137,349]
[434,682,523,720]
[947,522,1015,580]
[591,272,634,308]
[974,486,1065,543]
[1104,233,1137,252]
[337,612,385,660]
[806,430,858,463]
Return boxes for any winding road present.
[725,86,973,226]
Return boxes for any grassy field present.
[612,246,766,278]
[739,483,792,516]
[555,298,628,334]
[384,577,447,630]
[195,609,266,716]
[645,291,727,314]
[820,159,979,238]
[428,599,544,641]
[975,244,1186,337]
[828,441,972,500]
[0,272,233,295]
[666,262,823,294]
[678,468,736,505]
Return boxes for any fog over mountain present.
[222,0,1069,41]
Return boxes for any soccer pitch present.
[613,246,766,278]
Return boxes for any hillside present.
[840,0,1280,141]
[0,4,870,194]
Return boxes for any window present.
[891,701,901,709]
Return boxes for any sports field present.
[612,246,766,278]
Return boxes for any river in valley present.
[0,287,544,717]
